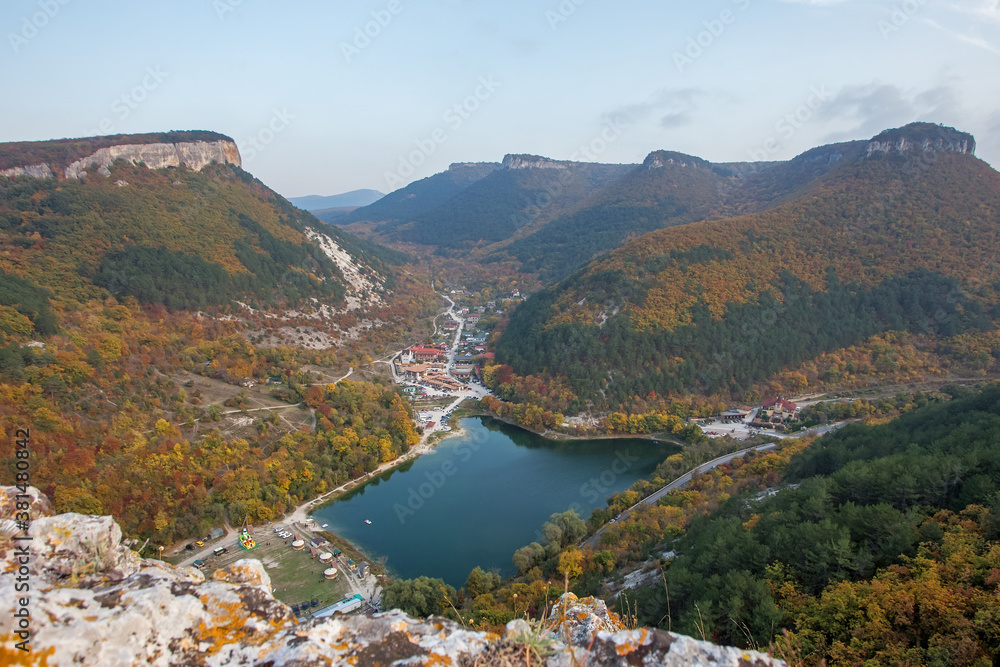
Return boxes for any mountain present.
[503,151,738,282]
[394,155,635,248]
[288,189,385,211]
[0,131,434,549]
[339,140,902,284]
[338,161,500,229]
[339,157,634,248]
[0,130,239,177]
[0,131,403,318]
[494,123,998,408]
[311,206,364,224]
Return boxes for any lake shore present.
[286,412,685,525]
[293,416,682,587]
[471,409,685,446]
[285,416,473,525]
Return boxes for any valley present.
[4,122,1000,665]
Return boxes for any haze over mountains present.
[287,189,385,212]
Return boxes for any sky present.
[1,0,998,198]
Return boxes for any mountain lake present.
[312,416,679,587]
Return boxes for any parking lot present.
[700,409,773,440]
[185,525,353,611]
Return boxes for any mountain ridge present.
[288,189,385,211]
[492,123,1000,409]
[338,123,979,284]
[0,130,239,178]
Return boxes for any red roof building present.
[756,396,799,429]
[762,397,797,413]
[409,346,447,362]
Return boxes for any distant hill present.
[495,123,997,408]
[339,140,910,284]
[503,151,734,282]
[393,156,634,248]
[312,206,362,223]
[340,156,635,249]
[338,162,501,229]
[288,189,385,211]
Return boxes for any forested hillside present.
[502,152,734,281]
[495,124,1000,410]
[447,387,1000,665]
[396,158,633,248]
[622,383,1000,664]
[0,134,438,546]
[0,157,404,310]
[338,161,500,230]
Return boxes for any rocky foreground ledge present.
[0,487,784,666]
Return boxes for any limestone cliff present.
[864,122,976,158]
[0,487,785,666]
[62,139,242,179]
[642,150,709,170]
[502,154,570,170]
[0,164,55,179]
[0,132,241,180]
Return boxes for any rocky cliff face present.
[0,139,241,180]
[0,487,786,665]
[502,154,570,170]
[63,139,242,179]
[864,123,976,158]
[643,150,708,170]
[0,164,55,179]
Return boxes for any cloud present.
[659,112,692,129]
[947,0,1000,24]
[602,87,708,130]
[920,17,1000,55]
[818,83,964,140]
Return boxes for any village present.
[391,290,827,444]
[168,288,844,625]
[390,294,500,432]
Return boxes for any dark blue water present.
[312,417,678,587]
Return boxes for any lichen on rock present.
[0,487,786,666]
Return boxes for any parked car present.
[194,540,204,547]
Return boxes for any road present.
[170,293,472,566]
[174,523,235,567]
[581,443,777,549]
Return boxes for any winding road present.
[582,443,777,549]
